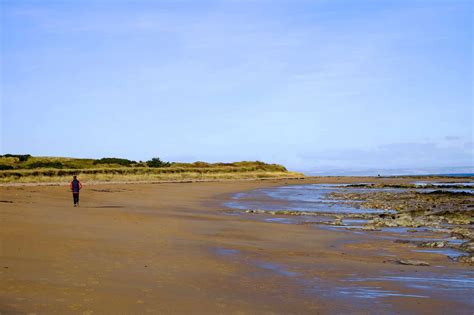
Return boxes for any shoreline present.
[1,177,472,314]
[0,174,471,187]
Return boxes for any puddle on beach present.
[344,271,474,305]
[211,247,474,307]
[334,286,428,299]
[251,261,433,301]
[319,224,467,251]
[212,247,417,300]
[413,248,465,258]
[264,217,295,224]
[254,262,298,277]
[212,247,299,279]
[330,270,474,305]
[213,248,240,256]
[368,272,474,290]
[343,218,369,225]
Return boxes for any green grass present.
[0,170,303,184]
[0,156,98,169]
[0,155,303,183]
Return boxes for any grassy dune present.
[0,155,304,183]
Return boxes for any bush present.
[1,154,31,162]
[93,158,136,166]
[0,164,14,170]
[26,161,64,169]
[146,157,171,168]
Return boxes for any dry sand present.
[0,177,472,314]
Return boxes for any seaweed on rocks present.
[450,228,474,240]
[344,183,473,190]
[422,190,473,196]
[459,241,474,254]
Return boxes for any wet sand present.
[0,177,472,314]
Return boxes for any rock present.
[450,227,474,240]
[458,255,474,265]
[369,218,398,227]
[459,241,474,254]
[369,214,430,228]
[362,225,381,231]
[394,240,411,244]
[396,259,430,266]
[446,213,472,225]
[418,241,447,248]
[447,217,471,224]
[396,218,421,228]
[245,209,269,214]
[332,218,343,226]
[317,220,342,226]
[430,190,473,196]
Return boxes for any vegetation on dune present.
[0,171,302,184]
[147,157,171,168]
[0,165,293,179]
[170,160,286,171]
[0,155,97,169]
[25,161,65,169]
[93,157,137,167]
[0,154,300,183]
[0,154,32,162]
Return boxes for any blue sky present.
[1,0,472,174]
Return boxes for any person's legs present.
[73,193,79,206]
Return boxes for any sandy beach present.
[1,177,472,314]
[2,0,472,313]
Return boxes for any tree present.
[146,157,171,168]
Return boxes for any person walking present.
[70,175,82,207]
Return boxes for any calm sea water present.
[436,173,474,177]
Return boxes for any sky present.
[1,0,472,174]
